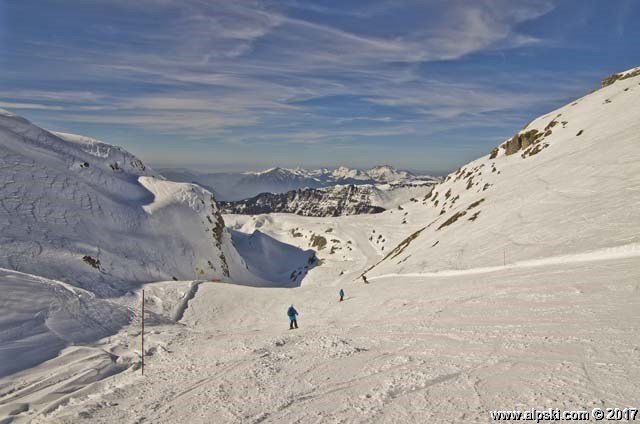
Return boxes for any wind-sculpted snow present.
[0,110,255,294]
[0,268,132,377]
[0,109,327,396]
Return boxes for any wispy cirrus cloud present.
[0,101,65,111]
[4,0,631,171]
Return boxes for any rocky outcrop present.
[503,129,544,155]
[601,68,640,87]
[220,185,387,217]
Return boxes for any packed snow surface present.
[6,255,638,423]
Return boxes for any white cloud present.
[0,101,65,111]
[5,0,562,141]
[0,90,104,103]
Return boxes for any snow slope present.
[225,210,422,288]
[228,229,318,287]
[0,109,254,293]
[0,268,131,378]
[0,110,317,383]
[20,255,640,423]
[0,278,209,422]
[362,70,640,277]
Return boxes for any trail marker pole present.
[141,289,145,376]
[503,249,506,267]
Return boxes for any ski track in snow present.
[369,242,640,280]
[171,280,206,323]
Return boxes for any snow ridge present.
[0,111,252,294]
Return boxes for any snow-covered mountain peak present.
[366,164,414,182]
[245,167,283,176]
[220,179,436,217]
[53,131,154,177]
[241,165,415,184]
[244,166,316,179]
[330,166,368,180]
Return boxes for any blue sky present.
[1,0,638,174]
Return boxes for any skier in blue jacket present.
[339,288,345,302]
[287,305,299,329]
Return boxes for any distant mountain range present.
[159,165,437,201]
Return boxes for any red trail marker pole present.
[141,289,145,376]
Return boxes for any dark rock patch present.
[601,68,640,87]
[468,211,481,221]
[83,255,101,269]
[437,211,467,231]
[310,234,327,250]
[503,129,543,156]
[467,198,485,210]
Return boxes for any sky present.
[1,0,638,174]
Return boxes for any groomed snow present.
[14,255,639,423]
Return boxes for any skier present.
[362,275,369,284]
[339,288,345,302]
[287,304,299,330]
